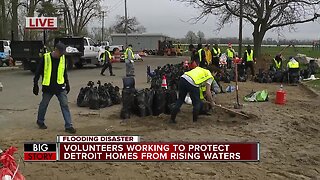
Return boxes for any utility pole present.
[124,0,128,47]
[238,0,243,57]
[101,11,105,42]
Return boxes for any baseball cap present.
[55,41,66,54]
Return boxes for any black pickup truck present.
[10,41,44,72]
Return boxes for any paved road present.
[0,56,185,134]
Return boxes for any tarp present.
[244,90,268,102]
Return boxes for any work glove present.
[66,82,70,94]
[33,84,39,96]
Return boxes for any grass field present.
[181,45,320,60]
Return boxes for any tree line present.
[0,0,146,42]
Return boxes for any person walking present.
[125,44,135,77]
[33,42,76,134]
[170,65,216,123]
[100,46,115,76]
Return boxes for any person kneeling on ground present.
[270,54,284,82]
[286,56,300,84]
[171,66,216,123]
[33,42,76,134]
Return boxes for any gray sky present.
[100,0,320,41]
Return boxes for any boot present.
[170,110,178,123]
[193,111,199,122]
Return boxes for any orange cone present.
[161,75,168,89]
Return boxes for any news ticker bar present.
[24,136,260,162]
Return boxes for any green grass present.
[180,45,320,60]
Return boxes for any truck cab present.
[83,37,100,59]
[54,36,101,68]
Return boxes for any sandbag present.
[152,89,166,116]
[111,86,121,105]
[99,90,112,108]
[77,87,89,107]
[164,89,177,114]
[145,89,154,116]
[120,89,135,119]
[123,77,135,89]
[88,87,100,110]
[134,89,147,117]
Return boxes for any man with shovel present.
[170,65,216,123]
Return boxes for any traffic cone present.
[161,75,168,89]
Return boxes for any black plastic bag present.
[89,87,100,110]
[120,89,135,119]
[164,89,177,114]
[152,89,166,116]
[77,87,90,107]
[145,89,154,116]
[134,89,147,117]
[99,90,112,108]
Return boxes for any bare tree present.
[177,0,320,57]
[61,0,101,36]
[197,30,205,43]
[112,15,146,34]
[11,0,18,40]
[185,30,198,44]
[0,0,6,38]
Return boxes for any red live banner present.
[58,142,259,162]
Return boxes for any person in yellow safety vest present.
[287,56,300,83]
[125,44,135,77]
[197,44,207,68]
[243,45,256,80]
[170,65,216,123]
[212,43,221,68]
[204,44,212,65]
[271,54,283,71]
[226,43,235,69]
[33,42,76,134]
[100,46,115,76]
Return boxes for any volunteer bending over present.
[171,66,216,123]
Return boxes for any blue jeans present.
[172,78,201,114]
[37,91,73,128]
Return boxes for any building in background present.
[111,33,170,51]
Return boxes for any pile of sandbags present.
[149,63,185,90]
[254,69,273,83]
[120,88,177,119]
[77,81,121,110]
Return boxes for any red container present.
[275,90,286,105]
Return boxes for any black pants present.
[212,57,220,68]
[172,78,201,115]
[101,62,113,75]
[246,61,255,76]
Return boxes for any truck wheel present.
[30,68,36,73]
[67,59,74,70]
[75,63,83,69]
[0,60,3,67]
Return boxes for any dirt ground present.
[0,56,319,180]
